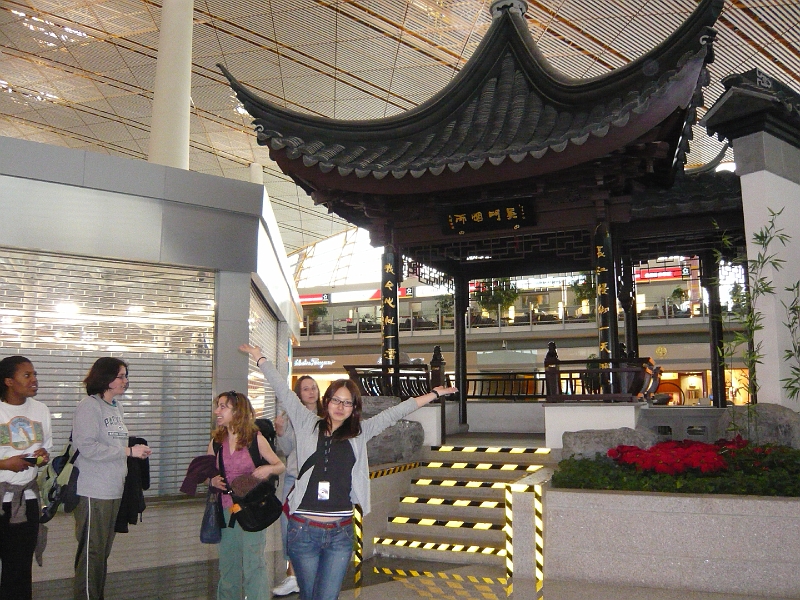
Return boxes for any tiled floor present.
[33,555,791,599]
[30,432,791,599]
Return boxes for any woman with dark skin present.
[241,343,457,600]
[0,355,51,600]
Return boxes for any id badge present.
[318,481,330,501]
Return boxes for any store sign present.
[293,357,336,369]
[441,199,534,235]
[299,293,330,305]
[635,267,684,281]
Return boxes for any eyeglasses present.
[329,396,354,408]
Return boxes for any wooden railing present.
[463,372,547,401]
[346,354,660,404]
[343,364,433,400]
[544,357,658,403]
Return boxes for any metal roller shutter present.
[0,247,215,496]
[247,285,279,419]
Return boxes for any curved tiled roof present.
[221,0,723,194]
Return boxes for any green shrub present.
[551,440,800,497]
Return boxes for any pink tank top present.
[218,436,256,510]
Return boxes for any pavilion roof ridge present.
[220,0,723,195]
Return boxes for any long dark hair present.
[294,375,323,416]
[0,356,33,401]
[318,379,362,441]
[84,357,128,396]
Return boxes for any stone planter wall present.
[544,488,800,598]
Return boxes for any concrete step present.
[384,518,505,544]
[407,479,508,501]
[373,531,506,567]
[417,464,545,483]
[421,445,557,467]
[394,498,504,522]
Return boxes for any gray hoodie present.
[73,395,129,499]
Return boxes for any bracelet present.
[431,389,440,399]
[256,356,266,366]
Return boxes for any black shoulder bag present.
[216,435,282,532]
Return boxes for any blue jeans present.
[286,515,353,600]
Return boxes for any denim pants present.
[286,515,353,600]
[217,508,269,600]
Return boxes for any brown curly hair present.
[211,391,259,450]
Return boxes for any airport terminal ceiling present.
[0,0,798,255]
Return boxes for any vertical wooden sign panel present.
[594,224,613,365]
[381,247,399,366]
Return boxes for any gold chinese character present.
[383,316,395,325]
[471,212,483,222]
[454,214,467,224]
[599,342,609,352]
[597,305,609,314]
[384,281,394,290]
[597,283,608,295]
[384,263,395,275]
[384,348,397,360]
[596,246,605,258]
[595,266,608,275]
[383,297,396,308]
[488,209,501,221]
[506,207,518,219]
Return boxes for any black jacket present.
[115,436,150,533]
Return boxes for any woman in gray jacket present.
[240,343,456,600]
[72,357,150,600]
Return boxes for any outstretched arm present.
[361,385,458,440]
[239,344,318,431]
[412,386,458,409]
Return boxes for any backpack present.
[39,436,81,523]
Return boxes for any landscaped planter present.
[544,487,800,598]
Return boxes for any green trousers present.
[217,508,270,600]
[73,496,121,600]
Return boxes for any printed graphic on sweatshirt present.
[0,416,45,450]
[105,414,128,438]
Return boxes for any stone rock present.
[561,427,660,459]
[359,396,425,465]
[367,420,424,465]
[716,404,800,448]
[360,396,400,418]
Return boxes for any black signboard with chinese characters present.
[594,224,613,364]
[441,200,535,235]
[381,248,399,366]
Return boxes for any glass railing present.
[300,302,712,338]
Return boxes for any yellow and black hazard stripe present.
[390,515,503,530]
[504,485,513,589]
[369,461,419,479]
[431,445,550,454]
[422,461,543,472]
[374,537,507,556]
[353,504,363,595]
[411,478,510,488]
[400,496,500,508]
[374,566,508,586]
